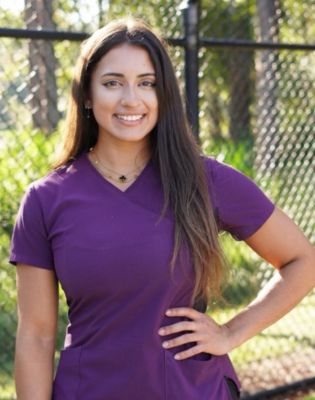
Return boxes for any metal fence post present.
[180,0,200,138]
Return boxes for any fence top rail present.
[0,28,184,47]
[1,28,315,51]
[201,38,315,51]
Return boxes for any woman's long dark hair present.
[54,18,227,306]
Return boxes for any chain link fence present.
[0,1,314,399]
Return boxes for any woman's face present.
[87,43,158,147]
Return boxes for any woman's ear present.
[85,100,92,109]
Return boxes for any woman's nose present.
[120,86,141,107]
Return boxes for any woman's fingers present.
[173,345,205,360]
[161,332,200,349]
[158,321,196,336]
[165,307,202,319]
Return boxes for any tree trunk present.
[24,0,59,134]
[228,48,253,142]
[228,6,253,142]
[255,0,281,170]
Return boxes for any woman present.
[10,18,315,400]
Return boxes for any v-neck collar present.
[82,151,153,195]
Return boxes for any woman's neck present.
[92,138,151,173]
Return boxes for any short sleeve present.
[9,185,54,270]
[206,158,275,240]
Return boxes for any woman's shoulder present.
[28,154,85,199]
[201,154,275,240]
[201,154,239,183]
[201,153,265,196]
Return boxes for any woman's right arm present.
[15,264,58,400]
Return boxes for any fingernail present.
[165,309,172,315]
[162,341,169,348]
[158,329,165,335]
[174,354,180,360]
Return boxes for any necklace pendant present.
[119,175,127,183]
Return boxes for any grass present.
[209,294,315,367]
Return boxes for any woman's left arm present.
[224,207,315,350]
[158,207,315,358]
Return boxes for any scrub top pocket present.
[164,349,219,399]
[53,346,82,400]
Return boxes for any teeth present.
[116,114,144,121]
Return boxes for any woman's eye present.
[141,81,156,88]
[103,80,121,87]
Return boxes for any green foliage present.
[106,0,183,37]
[279,1,315,44]
[0,126,59,231]
[0,123,60,253]
[220,234,266,306]
[0,125,67,398]
[202,135,255,176]
[200,0,255,39]
[0,8,24,28]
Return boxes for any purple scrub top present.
[9,153,275,400]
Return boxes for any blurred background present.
[0,0,314,399]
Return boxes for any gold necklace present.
[88,147,145,184]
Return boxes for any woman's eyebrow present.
[100,72,156,78]
[138,73,156,77]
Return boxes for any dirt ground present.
[267,388,315,399]
[240,387,315,399]
[238,349,315,399]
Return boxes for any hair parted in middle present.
[55,17,228,307]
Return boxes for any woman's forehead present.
[94,44,156,76]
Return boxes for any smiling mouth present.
[114,114,145,122]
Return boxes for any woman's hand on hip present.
[158,307,232,360]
